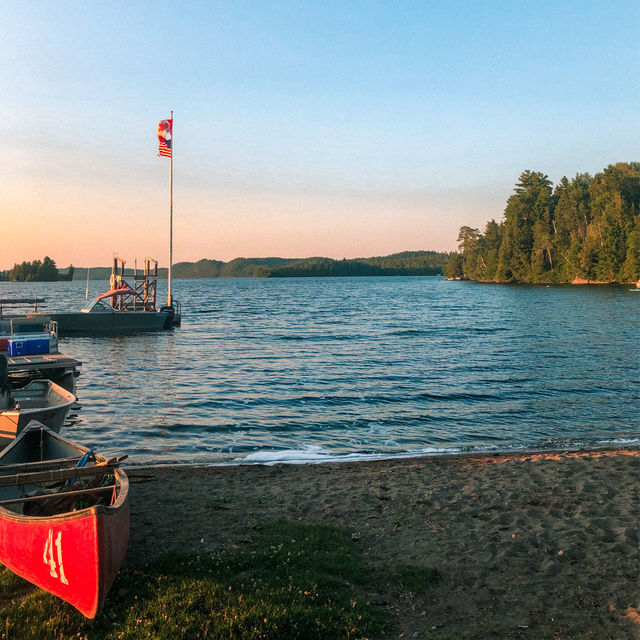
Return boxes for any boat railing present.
[109,256,159,312]
[0,298,46,317]
[48,320,59,338]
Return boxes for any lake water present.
[1,277,638,465]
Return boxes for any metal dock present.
[6,353,82,391]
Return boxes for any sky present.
[1,0,638,269]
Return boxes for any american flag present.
[157,119,172,157]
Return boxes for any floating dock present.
[6,353,81,392]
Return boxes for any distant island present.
[0,257,74,282]
[445,162,640,284]
[1,251,452,282]
[97,251,451,279]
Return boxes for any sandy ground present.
[126,448,640,640]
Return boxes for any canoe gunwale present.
[0,423,129,522]
[0,467,128,523]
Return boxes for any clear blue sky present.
[2,0,638,267]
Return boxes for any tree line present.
[172,257,296,278]
[261,251,449,277]
[169,252,450,278]
[444,162,640,283]
[17,252,450,281]
[0,257,74,282]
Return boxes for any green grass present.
[0,520,388,639]
[0,568,32,601]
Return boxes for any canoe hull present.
[0,423,129,618]
[0,497,129,618]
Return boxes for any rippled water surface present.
[1,277,638,464]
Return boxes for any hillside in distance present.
[174,257,298,278]
[71,251,451,280]
[71,257,301,280]
[262,251,450,277]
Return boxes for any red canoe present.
[0,421,129,618]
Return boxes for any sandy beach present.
[127,448,639,640]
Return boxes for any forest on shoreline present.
[0,257,74,282]
[445,162,640,284]
[2,252,451,281]
[159,251,450,278]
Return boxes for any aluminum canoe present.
[0,380,76,448]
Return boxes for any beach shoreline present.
[127,446,639,639]
[124,440,640,469]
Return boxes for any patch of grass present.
[392,564,441,596]
[0,519,388,639]
[483,619,500,635]
[0,568,32,599]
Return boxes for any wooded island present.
[445,162,639,284]
[0,257,74,282]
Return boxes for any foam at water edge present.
[237,445,464,465]
[233,436,640,466]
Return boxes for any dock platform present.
[7,353,82,392]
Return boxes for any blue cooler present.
[8,336,50,356]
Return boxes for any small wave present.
[418,391,503,402]
[235,444,464,465]
[274,333,356,342]
[227,436,640,466]
[386,329,437,337]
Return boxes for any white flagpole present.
[168,110,173,307]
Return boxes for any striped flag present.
[157,119,172,157]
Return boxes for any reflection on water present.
[1,277,638,464]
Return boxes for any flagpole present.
[168,109,173,307]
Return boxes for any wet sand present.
[127,448,639,639]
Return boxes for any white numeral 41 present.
[43,529,68,585]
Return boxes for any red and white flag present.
[157,119,172,157]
